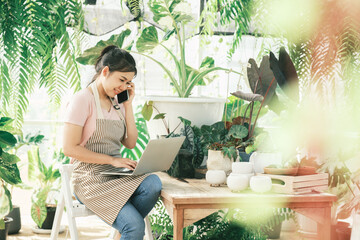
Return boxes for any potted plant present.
[0,116,22,239]
[27,146,65,230]
[5,132,45,235]
[76,0,242,138]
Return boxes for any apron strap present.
[109,98,125,121]
[90,82,104,119]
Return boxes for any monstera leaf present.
[270,47,299,102]
[76,29,132,65]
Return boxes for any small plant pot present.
[232,162,254,174]
[206,170,226,187]
[207,149,232,173]
[0,217,13,240]
[335,221,351,240]
[250,176,272,193]
[227,173,249,192]
[39,206,57,229]
[6,205,21,234]
[264,167,298,176]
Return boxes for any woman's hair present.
[90,45,137,84]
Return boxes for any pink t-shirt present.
[64,88,126,146]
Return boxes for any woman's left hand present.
[124,82,135,106]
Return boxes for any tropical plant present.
[120,108,150,160]
[0,116,22,229]
[0,0,85,128]
[27,146,63,228]
[76,0,241,99]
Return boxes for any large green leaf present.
[0,161,21,185]
[0,186,11,223]
[0,131,17,147]
[228,125,248,139]
[76,29,132,65]
[136,26,159,52]
[31,200,47,228]
[1,152,21,164]
[141,101,154,121]
[0,117,12,127]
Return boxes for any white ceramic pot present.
[207,150,232,173]
[232,162,254,174]
[205,170,226,186]
[227,173,249,192]
[142,96,225,139]
[249,152,282,173]
[249,176,272,193]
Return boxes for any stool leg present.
[144,216,154,240]
[50,193,65,240]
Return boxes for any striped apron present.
[72,83,147,225]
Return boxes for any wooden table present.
[157,172,337,240]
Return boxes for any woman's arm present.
[63,122,137,169]
[121,102,138,149]
[120,82,138,149]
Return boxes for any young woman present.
[63,45,162,240]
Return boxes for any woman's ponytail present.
[89,45,137,85]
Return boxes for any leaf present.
[153,113,166,120]
[0,186,11,222]
[163,29,176,41]
[228,125,248,139]
[31,200,47,228]
[231,90,264,102]
[199,57,215,70]
[76,29,132,65]
[247,56,277,106]
[1,152,21,164]
[136,26,159,52]
[0,131,17,147]
[141,101,154,121]
[178,117,191,126]
[0,117,13,127]
[0,161,22,185]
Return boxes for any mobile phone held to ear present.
[117,90,129,104]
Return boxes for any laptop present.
[100,136,185,176]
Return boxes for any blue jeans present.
[74,174,162,240]
[112,174,162,240]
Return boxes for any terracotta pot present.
[297,166,316,176]
[264,167,298,176]
[336,221,351,240]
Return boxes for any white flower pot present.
[232,162,254,174]
[142,96,225,139]
[206,170,226,187]
[207,150,232,173]
[249,176,272,193]
[249,151,283,173]
[227,173,249,192]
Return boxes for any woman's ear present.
[101,66,109,77]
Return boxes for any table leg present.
[173,208,184,240]
[317,206,331,240]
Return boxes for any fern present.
[0,0,84,129]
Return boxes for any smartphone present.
[117,90,129,104]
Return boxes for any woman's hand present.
[124,82,135,106]
[110,157,137,170]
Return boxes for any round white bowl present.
[227,173,249,192]
[232,162,254,174]
[249,176,272,193]
[206,170,226,186]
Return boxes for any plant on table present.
[0,116,22,229]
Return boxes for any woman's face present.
[101,67,135,98]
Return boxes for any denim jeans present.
[112,174,162,239]
[76,174,162,240]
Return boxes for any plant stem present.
[250,76,276,138]
[152,105,170,134]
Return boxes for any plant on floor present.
[28,146,63,228]
[0,0,85,128]
[0,115,22,229]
